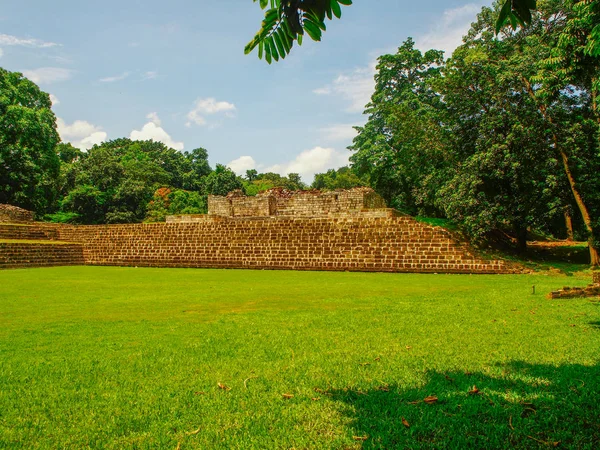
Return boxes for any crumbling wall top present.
[0,204,34,223]
[207,187,386,218]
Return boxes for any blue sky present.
[0,0,489,183]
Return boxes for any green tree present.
[438,40,556,251]
[203,164,244,196]
[60,139,190,224]
[350,38,447,215]
[145,187,207,222]
[312,166,364,190]
[0,68,60,214]
[183,147,212,190]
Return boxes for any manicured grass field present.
[0,267,598,449]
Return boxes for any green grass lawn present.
[0,267,598,449]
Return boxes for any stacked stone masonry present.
[547,272,600,299]
[0,194,517,273]
[0,204,34,223]
[33,216,516,274]
[206,187,387,218]
[0,241,84,269]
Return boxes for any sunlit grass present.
[0,267,598,449]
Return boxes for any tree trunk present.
[564,208,574,241]
[520,77,599,267]
[559,148,599,266]
[514,223,528,254]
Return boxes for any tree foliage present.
[246,0,543,63]
[311,166,364,190]
[242,171,307,195]
[0,68,60,214]
[350,1,600,262]
[246,0,352,63]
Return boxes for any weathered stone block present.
[0,204,34,223]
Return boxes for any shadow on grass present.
[326,361,599,449]
[519,243,591,276]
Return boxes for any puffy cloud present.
[319,124,358,143]
[99,71,130,83]
[0,33,60,48]
[227,156,256,175]
[313,62,376,113]
[22,67,73,84]
[415,3,483,57]
[49,94,60,106]
[57,118,107,150]
[146,112,161,126]
[186,97,237,127]
[265,146,350,182]
[0,48,3,59]
[130,113,184,151]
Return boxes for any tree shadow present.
[326,361,600,449]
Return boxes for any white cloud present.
[186,97,237,127]
[22,67,73,84]
[319,124,358,143]
[142,71,158,80]
[0,48,3,59]
[146,112,161,126]
[57,118,107,150]
[99,71,130,83]
[0,33,60,48]
[313,62,376,113]
[227,156,256,175]
[415,3,483,57]
[79,132,108,150]
[265,146,350,182]
[130,114,184,151]
[49,94,60,106]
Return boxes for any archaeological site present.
[0,188,517,273]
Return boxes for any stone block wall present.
[44,215,516,274]
[0,202,518,275]
[0,224,59,240]
[0,204,34,223]
[0,241,84,268]
[207,188,387,218]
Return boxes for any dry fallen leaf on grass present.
[311,397,320,401]
[402,417,410,428]
[424,395,438,404]
[353,435,368,441]
[468,386,480,395]
[282,393,294,399]
[217,383,230,391]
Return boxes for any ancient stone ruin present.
[0,191,519,273]
[547,272,600,299]
[0,204,34,223]
[212,187,386,218]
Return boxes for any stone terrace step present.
[0,241,85,269]
[0,224,59,241]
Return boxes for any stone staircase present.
[0,202,519,274]
[0,223,84,269]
